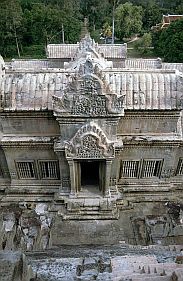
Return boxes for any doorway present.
[81,161,99,186]
[75,160,105,195]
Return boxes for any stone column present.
[105,160,112,197]
[68,160,76,198]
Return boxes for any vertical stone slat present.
[4,75,11,109]
[146,74,152,109]
[29,74,37,110]
[165,74,171,109]
[139,73,146,110]
[126,73,133,109]
[48,73,56,109]
[120,73,126,107]
[11,75,17,111]
[158,73,165,110]
[16,74,23,109]
[35,73,44,111]
[42,73,49,110]
[133,73,139,110]
[24,74,29,111]
[170,73,177,109]
[152,74,159,109]
[27,73,32,110]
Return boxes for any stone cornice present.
[6,68,67,74]
[0,111,54,119]
[0,136,54,149]
[122,110,181,118]
[115,143,182,153]
[103,68,177,74]
[117,141,183,148]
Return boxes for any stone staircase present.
[107,256,183,281]
[76,255,183,280]
[57,197,119,220]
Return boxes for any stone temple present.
[0,34,183,252]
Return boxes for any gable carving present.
[65,122,115,159]
[53,64,125,117]
[53,34,125,117]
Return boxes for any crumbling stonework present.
[0,251,35,281]
[0,203,53,251]
[26,245,183,281]
[0,201,183,250]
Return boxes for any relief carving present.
[53,35,125,117]
[53,72,125,116]
[72,93,106,116]
[161,168,175,178]
[65,122,115,159]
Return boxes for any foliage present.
[134,33,152,55]
[102,22,112,38]
[176,4,183,14]
[80,0,111,31]
[0,0,182,59]
[153,19,183,62]
[142,0,162,31]
[115,2,143,40]
[0,0,23,57]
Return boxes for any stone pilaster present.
[68,160,76,198]
[105,160,112,197]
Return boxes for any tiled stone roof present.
[162,14,183,27]
[9,59,49,69]
[47,44,78,59]
[8,58,183,73]
[152,14,183,30]
[47,43,127,59]
[125,59,162,69]
[1,69,182,111]
[162,63,183,73]
[1,36,183,112]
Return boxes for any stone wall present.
[0,251,35,281]
[0,200,183,250]
[0,203,53,251]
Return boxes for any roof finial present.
[80,17,89,39]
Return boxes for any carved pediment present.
[53,64,125,117]
[65,122,115,159]
[53,34,125,117]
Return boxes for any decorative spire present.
[80,17,89,39]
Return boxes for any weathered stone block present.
[0,251,35,281]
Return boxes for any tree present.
[1,0,182,59]
[23,2,81,45]
[135,32,152,55]
[143,0,162,31]
[115,2,143,40]
[153,19,183,62]
[80,0,111,32]
[176,4,183,14]
[0,0,23,57]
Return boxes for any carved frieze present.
[72,93,106,116]
[64,122,115,160]
[53,71,125,116]
[161,168,175,178]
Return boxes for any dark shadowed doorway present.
[74,160,105,195]
[81,161,99,186]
